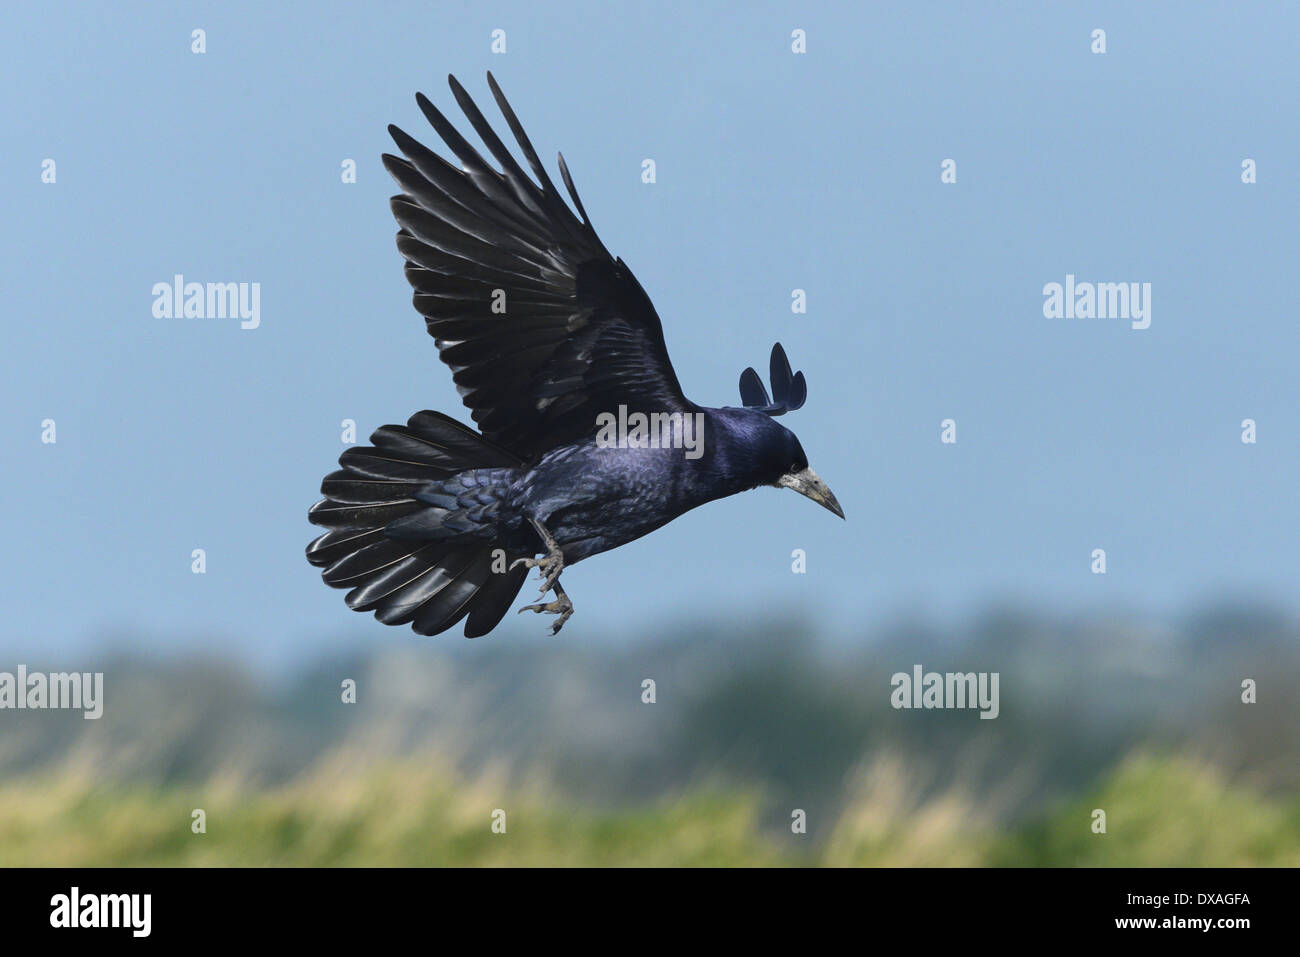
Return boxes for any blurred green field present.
[1,751,1296,866]
[2,609,1297,866]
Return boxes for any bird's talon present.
[517,592,573,635]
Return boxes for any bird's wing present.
[382,72,693,461]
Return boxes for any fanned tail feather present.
[306,410,528,638]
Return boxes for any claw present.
[510,551,564,593]
[518,589,574,636]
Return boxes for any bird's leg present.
[510,517,566,595]
[512,518,573,635]
[518,579,574,636]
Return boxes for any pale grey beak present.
[777,467,845,519]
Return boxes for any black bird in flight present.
[307,73,843,637]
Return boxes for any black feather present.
[737,343,809,416]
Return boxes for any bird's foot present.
[510,550,565,594]
[510,518,566,594]
[518,585,574,636]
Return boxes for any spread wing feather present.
[383,73,694,460]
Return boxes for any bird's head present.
[776,446,844,520]
[719,342,844,519]
[750,415,844,520]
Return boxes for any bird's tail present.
[306,410,529,638]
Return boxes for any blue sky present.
[2,1,1297,667]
